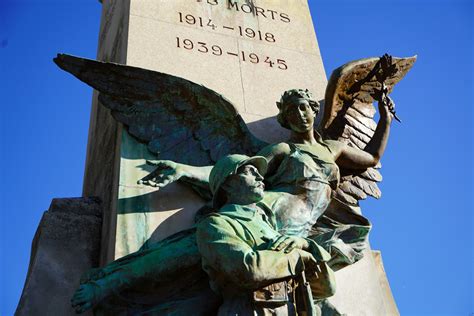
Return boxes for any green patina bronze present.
[196,155,334,315]
[55,54,416,315]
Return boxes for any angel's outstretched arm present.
[332,97,394,169]
[139,142,287,193]
[139,160,213,192]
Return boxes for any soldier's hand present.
[269,235,310,253]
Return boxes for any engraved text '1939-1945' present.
[174,0,292,70]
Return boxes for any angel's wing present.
[320,55,416,205]
[54,54,267,166]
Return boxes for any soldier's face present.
[224,164,265,204]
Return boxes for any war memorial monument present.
[16,1,415,315]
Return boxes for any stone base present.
[16,197,102,316]
[329,250,399,316]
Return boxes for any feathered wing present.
[310,56,416,271]
[54,54,267,166]
[320,55,416,206]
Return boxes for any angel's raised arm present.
[320,55,415,205]
[322,55,415,170]
[331,95,394,170]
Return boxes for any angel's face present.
[285,98,316,133]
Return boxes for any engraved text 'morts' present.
[227,0,291,23]
[196,0,291,23]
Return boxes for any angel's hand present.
[137,160,185,189]
[378,96,395,122]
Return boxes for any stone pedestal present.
[16,198,102,316]
[329,250,399,315]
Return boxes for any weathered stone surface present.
[373,250,400,315]
[329,250,399,316]
[16,197,102,316]
[82,0,130,265]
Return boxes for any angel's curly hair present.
[276,89,320,129]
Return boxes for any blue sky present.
[0,1,472,315]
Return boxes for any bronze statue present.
[55,53,415,314]
[196,154,335,315]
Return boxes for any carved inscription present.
[178,12,218,30]
[176,37,288,70]
[178,12,276,43]
[197,0,291,23]
[174,1,294,70]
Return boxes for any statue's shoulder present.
[217,204,241,214]
[198,204,238,223]
[196,204,249,239]
[322,139,344,156]
[258,142,291,157]
[196,210,231,236]
[322,139,340,148]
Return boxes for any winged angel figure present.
[54,53,415,315]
